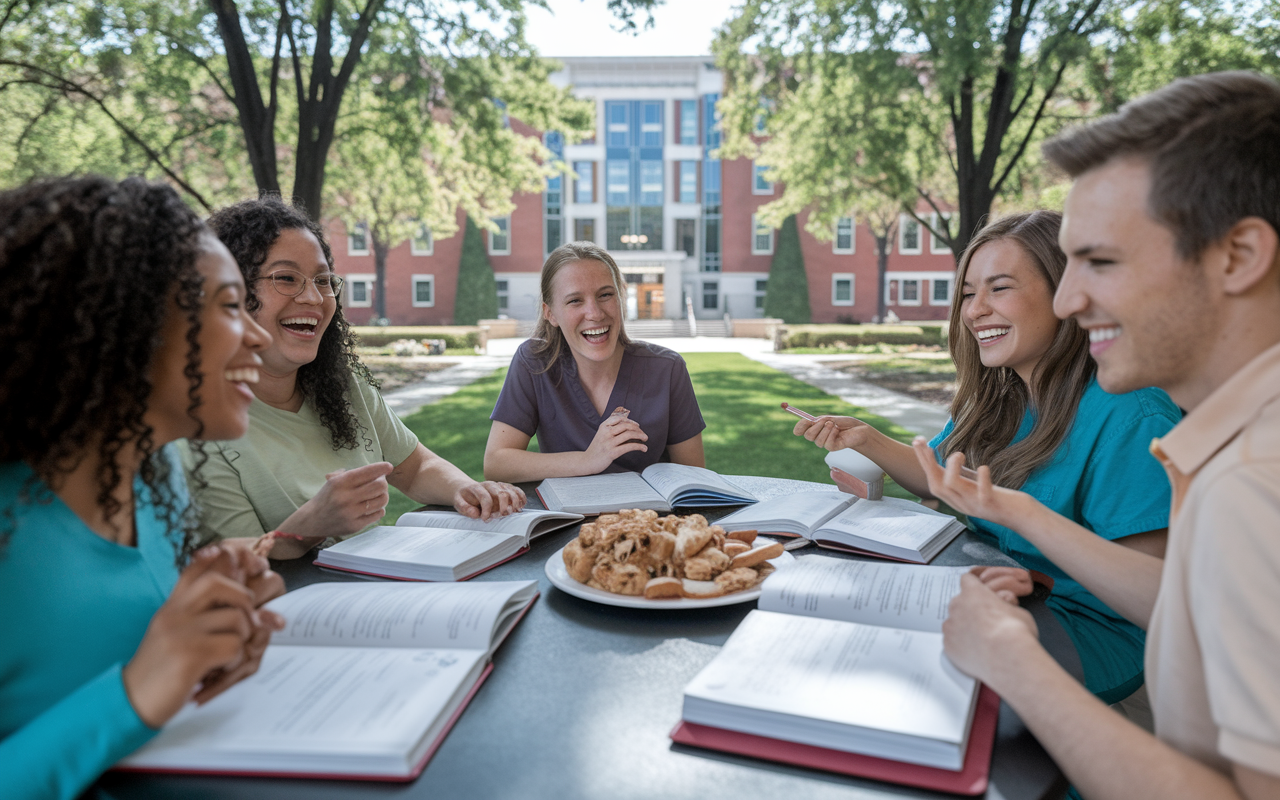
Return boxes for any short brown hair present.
[1043,71,1280,258]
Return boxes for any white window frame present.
[751,214,774,255]
[754,279,767,310]
[489,216,511,256]
[410,224,433,256]
[346,273,375,308]
[411,274,435,308]
[898,278,922,305]
[752,161,774,195]
[495,279,510,314]
[930,212,952,254]
[833,216,855,254]
[347,222,370,256]
[898,215,922,255]
[701,280,719,311]
[930,277,952,306]
[831,273,855,306]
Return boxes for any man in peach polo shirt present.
[912,72,1280,799]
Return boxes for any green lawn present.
[380,353,922,524]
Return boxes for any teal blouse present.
[930,379,1181,703]
[0,454,183,799]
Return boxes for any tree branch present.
[0,61,212,210]
[992,57,1070,196]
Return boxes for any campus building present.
[328,56,956,326]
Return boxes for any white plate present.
[545,538,794,609]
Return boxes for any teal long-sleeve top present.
[930,379,1181,704]
[0,457,182,800]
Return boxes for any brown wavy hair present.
[0,176,209,564]
[206,196,377,450]
[530,241,632,374]
[942,211,1094,489]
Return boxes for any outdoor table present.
[98,476,1074,800]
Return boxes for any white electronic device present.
[824,449,886,501]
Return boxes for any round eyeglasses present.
[254,269,345,298]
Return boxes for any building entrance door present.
[635,284,664,319]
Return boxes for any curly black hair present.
[0,176,209,564]
[206,196,377,450]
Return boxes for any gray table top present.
[97,476,1070,800]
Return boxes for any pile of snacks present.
[562,509,783,599]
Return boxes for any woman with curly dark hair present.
[0,175,285,797]
[194,196,525,560]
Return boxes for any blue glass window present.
[679,161,698,203]
[639,160,663,206]
[753,163,773,194]
[607,102,629,147]
[574,161,594,204]
[606,160,630,205]
[679,100,698,144]
[641,102,663,147]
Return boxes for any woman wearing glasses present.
[186,197,525,560]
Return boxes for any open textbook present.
[314,508,583,581]
[673,556,998,794]
[714,489,965,563]
[118,580,539,781]
[536,463,756,515]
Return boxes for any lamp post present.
[620,234,648,250]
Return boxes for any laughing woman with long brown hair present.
[793,211,1180,715]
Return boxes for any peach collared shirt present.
[1145,340,1280,777]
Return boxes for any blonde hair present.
[530,242,632,372]
[942,211,1094,489]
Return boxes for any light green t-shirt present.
[182,373,419,540]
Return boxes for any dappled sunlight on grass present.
[682,354,918,500]
[379,354,924,524]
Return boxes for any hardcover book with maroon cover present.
[671,556,995,793]
[313,508,582,582]
[116,580,538,781]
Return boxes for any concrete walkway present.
[383,356,509,417]
[383,337,951,438]
[748,352,950,439]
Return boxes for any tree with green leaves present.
[1,1,593,219]
[763,215,810,323]
[716,0,1123,260]
[454,215,498,325]
[326,77,563,321]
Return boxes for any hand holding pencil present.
[783,403,881,453]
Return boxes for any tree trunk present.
[208,0,280,197]
[372,231,390,324]
[875,234,889,324]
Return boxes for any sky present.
[524,0,740,57]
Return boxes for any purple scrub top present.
[490,339,706,473]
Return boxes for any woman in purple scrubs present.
[484,242,706,481]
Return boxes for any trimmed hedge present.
[779,324,946,349]
[351,326,482,349]
[763,215,811,323]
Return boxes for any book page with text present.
[821,501,952,548]
[320,526,523,568]
[684,611,976,757]
[122,645,485,767]
[539,472,667,511]
[266,581,536,651]
[759,556,967,632]
[717,491,853,533]
[640,463,747,501]
[397,508,575,538]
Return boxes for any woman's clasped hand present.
[123,545,285,727]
